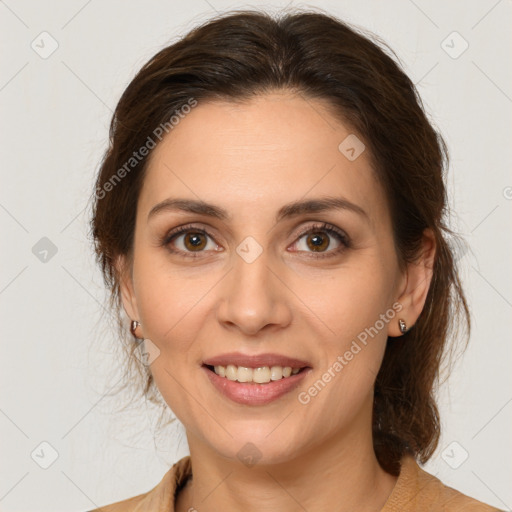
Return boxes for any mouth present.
[203,363,306,384]
[201,352,312,405]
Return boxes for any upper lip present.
[203,352,311,369]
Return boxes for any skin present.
[117,91,436,512]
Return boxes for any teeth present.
[253,366,271,383]
[237,366,252,382]
[270,366,282,381]
[212,364,302,383]
[225,364,237,381]
[214,365,226,378]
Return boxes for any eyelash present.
[160,222,351,260]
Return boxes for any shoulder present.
[86,456,192,512]
[382,453,504,512]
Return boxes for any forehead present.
[139,92,388,232]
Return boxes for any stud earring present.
[398,318,407,334]
[130,320,141,338]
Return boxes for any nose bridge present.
[216,237,291,334]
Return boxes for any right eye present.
[162,224,222,258]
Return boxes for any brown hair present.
[89,8,470,475]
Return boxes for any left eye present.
[291,225,347,256]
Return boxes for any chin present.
[208,429,303,467]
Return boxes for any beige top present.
[87,454,503,511]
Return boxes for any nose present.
[216,245,293,337]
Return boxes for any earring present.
[130,320,141,338]
[398,318,407,334]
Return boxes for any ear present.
[115,254,140,325]
[389,228,436,337]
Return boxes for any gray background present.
[1,0,511,510]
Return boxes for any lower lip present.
[202,366,311,405]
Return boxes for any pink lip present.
[203,352,311,369]
[202,365,312,405]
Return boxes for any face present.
[118,91,416,465]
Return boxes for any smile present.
[207,364,302,384]
[203,365,311,405]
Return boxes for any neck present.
[175,407,398,512]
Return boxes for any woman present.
[88,8,501,512]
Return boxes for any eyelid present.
[294,222,349,245]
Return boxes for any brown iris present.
[184,232,207,251]
[306,232,329,252]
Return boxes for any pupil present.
[190,235,201,245]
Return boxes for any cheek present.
[295,309,388,439]
[135,271,214,427]
[292,260,394,345]
[293,263,393,398]
[133,252,210,350]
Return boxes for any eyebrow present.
[147,196,369,224]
